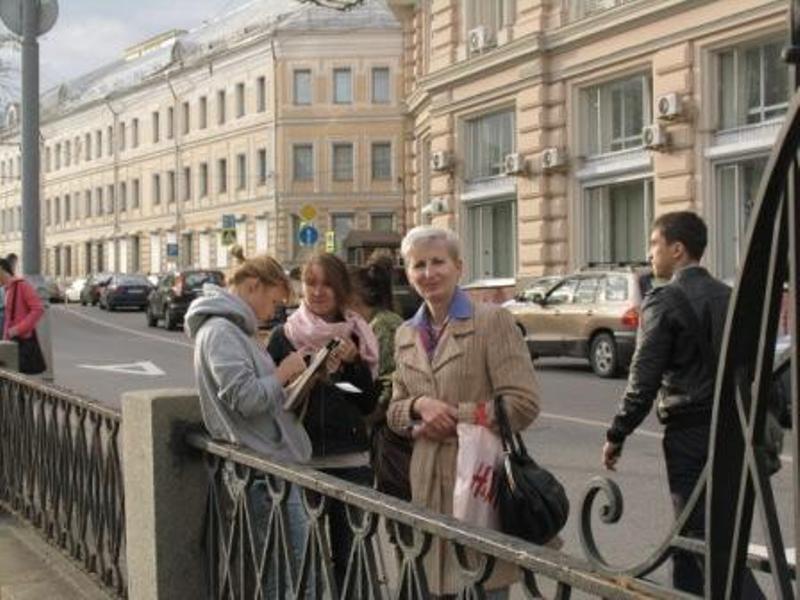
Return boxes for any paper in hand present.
[334,382,362,394]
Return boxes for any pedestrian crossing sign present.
[325,230,336,253]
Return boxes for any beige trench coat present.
[387,300,540,596]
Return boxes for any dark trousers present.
[663,425,765,597]
[322,465,374,592]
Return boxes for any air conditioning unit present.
[468,26,495,54]
[540,147,567,171]
[421,197,448,216]
[430,150,452,172]
[642,124,668,150]
[656,92,682,121]
[503,153,525,176]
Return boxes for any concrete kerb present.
[121,388,206,600]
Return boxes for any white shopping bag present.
[453,423,503,529]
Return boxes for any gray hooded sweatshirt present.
[185,285,312,463]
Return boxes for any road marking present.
[78,361,165,376]
[54,305,193,349]
[539,412,793,464]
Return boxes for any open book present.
[283,339,340,414]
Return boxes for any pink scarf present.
[284,302,379,378]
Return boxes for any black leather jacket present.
[606,266,730,445]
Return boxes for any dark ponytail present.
[351,255,394,312]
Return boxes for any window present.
[107,185,115,213]
[132,179,140,209]
[467,198,516,279]
[256,76,266,112]
[120,182,127,212]
[371,213,394,232]
[45,147,51,172]
[152,111,160,143]
[217,90,226,125]
[119,122,126,151]
[237,153,246,190]
[64,194,71,222]
[294,69,312,105]
[464,0,507,34]
[183,167,191,201]
[64,141,71,167]
[167,107,174,139]
[96,187,104,215]
[333,143,353,181]
[95,130,103,158]
[716,157,768,279]
[567,0,633,22]
[45,198,51,225]
[293,144,313,181]
[258,149,268,185]
[583,73,651,155]
[152,174,161,205]
[84,133,92,160]
[371,142,391,180]
[182,102,190,134]
[107,126,113,155]
[55,143,61,170]
[719,38,789,130]
[84,190,92,218]
[199,162,209,197]
[465,110,515,180]
[546,277,580,305]
[236,82,245,118]
[372,67,390,104]
[331,213,354,252]
[74,137,81,165]
[584,179,654,264]
[167,170,176,203]
[218,158,227,193]
[199,96,208,129]
[333,68,352,104]
[132,118,139,148]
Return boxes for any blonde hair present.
[228,246,291,297]
[400,225,460,261]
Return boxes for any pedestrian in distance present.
[602,210,764,597]
[185,251,312,597]
[0,257,45,374]
[348,255,409,500]
[386,225,540,600]
[267,252,379,592]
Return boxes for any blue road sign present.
[166,243,179,257]
[222,214,236,229]
[298,223,319,246]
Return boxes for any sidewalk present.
[0,509,111,600]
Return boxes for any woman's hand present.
[326,337,358,373]
[7,326,18,339]
[276,351,306,386]
[414,396,457,439]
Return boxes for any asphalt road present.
[48,302,793,594]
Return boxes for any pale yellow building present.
[0,0,404,277]
[389,0,790,297]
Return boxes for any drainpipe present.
[166,74,183,268]
[269,38,281,263]
[104,97,121,270]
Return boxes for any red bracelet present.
[474,402,489,427]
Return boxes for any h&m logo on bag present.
[470,462,499,503]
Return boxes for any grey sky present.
[2,0,255,92]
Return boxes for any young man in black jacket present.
[602,211,763,596]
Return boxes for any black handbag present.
[494,395,569,544]
[9,283,46,375]
[372,423,412,501]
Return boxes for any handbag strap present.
[493,395,531,461]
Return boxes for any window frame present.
[332,142,354,181]
[293,144,314,182]
[333,68,353,104]
[293,69,312,106]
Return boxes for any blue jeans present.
[248,479,308,599]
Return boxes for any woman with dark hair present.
[349,257,409,499]
[267,252,379,590]
[0,257,45,374]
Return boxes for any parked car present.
[80,273,113,306]
[502,275,565,308]
[42,276,65,303]
[507,264,654,378]
[64,277,87,303]
[99,274,152,311]
[147,269,225,330]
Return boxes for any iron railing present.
[0,369,126,597]
[186,431,695,600]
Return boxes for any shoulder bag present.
[494,395,569,544]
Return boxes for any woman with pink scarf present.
[267,252,378,590]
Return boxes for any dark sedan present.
[147,269,225,329]
[99,274,152,311]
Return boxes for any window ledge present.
[575,148,651,181]
[461,176,516,202]
[706,119,784,160]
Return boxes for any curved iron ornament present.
[579,24,800,599]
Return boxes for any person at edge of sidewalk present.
[601,210,764,597]
[267,252,379,593]
[185,250,311,598]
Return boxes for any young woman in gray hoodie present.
[185,252,309,596]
